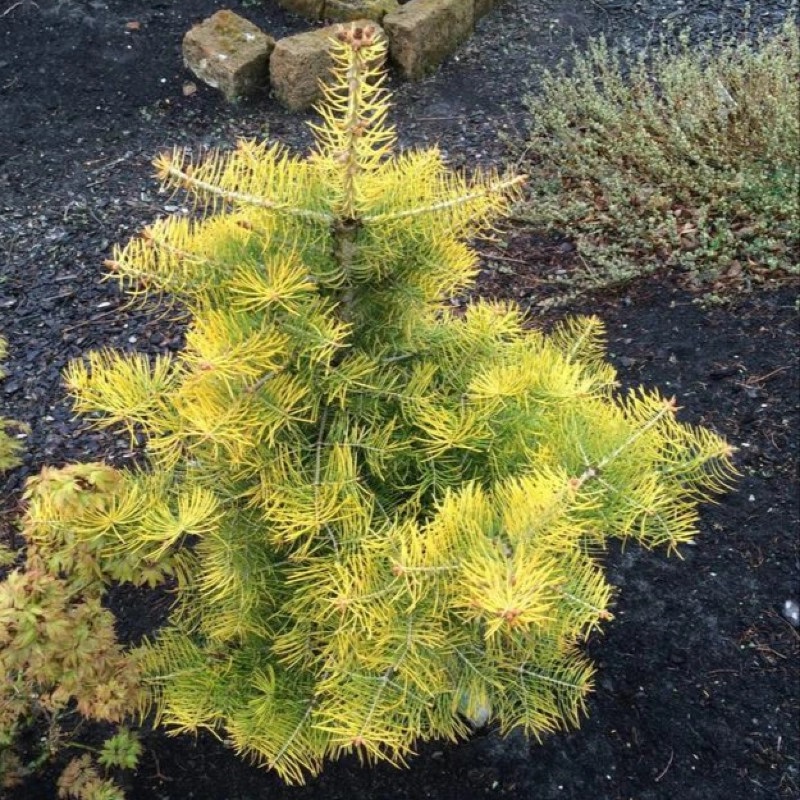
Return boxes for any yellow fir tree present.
[23,25,735,784]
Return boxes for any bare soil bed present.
[1,0,798,798]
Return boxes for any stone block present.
[270,21,387,111]
[474,0,499,19]
[276,0,396,21]
[182,10,274,101]
[275,0,325,19]
[325,0,399,22]
[383,0,473,80]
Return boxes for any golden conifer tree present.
[24,26,735,784]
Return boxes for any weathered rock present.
[275,0,396,21]
[275,0,325,19]
[325,0,399,22]
[182,10,274,101]
[383,0,473,80]
[474,0,500,19]
[270,21,387,111]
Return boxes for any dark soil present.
[1,0,798,798]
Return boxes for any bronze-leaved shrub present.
[0,352,141,797]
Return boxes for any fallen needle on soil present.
[1,0,38,16]
[654,749,674,782]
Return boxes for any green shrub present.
[24,25,735,784]
[0,337,23,471]
[518,16,799,301]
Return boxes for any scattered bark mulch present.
[1,0,797,798]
